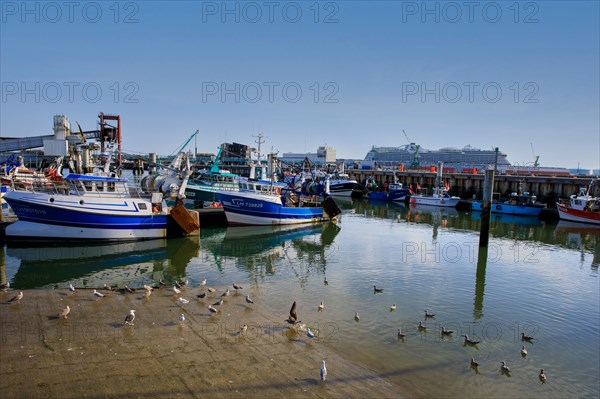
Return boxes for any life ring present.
[495,204,502,211]
[274,186,282,195]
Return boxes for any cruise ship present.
[362,143,512,170]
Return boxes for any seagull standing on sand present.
[245,295,254,304]
[197,292,207,299]
[179,313,185,325]
[68,284,76,294]
[58,305,70,319]
[124,310,136,325]
[320,359,327,381]
[287,301,300,324]
[1,282,9,292]
[173,286,181,295]
[240,324,247,334]
[143,285,153,296]
[208,305,219,314]
[307,327,318,340]
[233,283,243,290]
[212,298,223,306]
[8,291,23,303]
[207,287,216,293]
[92,289,104,299]
[221,288,230,297]
[103,283,113,291]
[178,297,190,305]
[539,369,546,382]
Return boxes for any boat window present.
[138,203,147,210]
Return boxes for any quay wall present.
[347,170,599,206]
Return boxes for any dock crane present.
[402,129,420,168]
[530,142,540,167]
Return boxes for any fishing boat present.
[368,182,411,202]
[3,173,171,241]
[556,182,600,225]
[470,191,546,216]
[184,147,239,208]
[216,178,341,225]
[410,186,461,208]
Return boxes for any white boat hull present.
[410,196,461,208]
[6,220,166,240]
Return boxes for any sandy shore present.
[0,287,402,399]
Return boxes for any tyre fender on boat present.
[496,204,502,211]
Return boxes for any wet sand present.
[0,288,402,398]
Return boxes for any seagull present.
[441,326,454,336]
[318,301,324,311]
[286,301,300,324]
[181,279,189,287]
[390,304,397,312]
[354,312,360,322]
[470,358,479,368]
[521,346,528,357]
[207,287,216,293]
[307,327,318,340]
[174,281,182,289]
[324,277,328,286]
[521,332,534,341]
[424,310,435,318]
[68,284,76,294]
[200,279,206,287]
[103,283,112,291]
[320,359,327,381]
[539,369,546,383]
[233,283,243,290]
[178,297,190,305]
[143,285,153,296]
[124,310,136,325]
[124,285,135,293]
[221,288,230,297]
[197,292,207,299]
[212,298,223,306]
[240,324,247,335]
[92,289,104,298]
[397,328,406,339]
[58,305,70,319]
[173,286,181,295]
[208,305,219,314]
[245,295,254,304]
[179,313,185,325]
[462,335,480,345]
[500,361,511,374]
[1,281,10,291]
[158,279,165,288]
[373,285,383,293]
[418,321,427,331]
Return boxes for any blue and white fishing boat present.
[471,191,545,217]
[368,182,411,202]
[216,179,340,225]
[3,173,170,241]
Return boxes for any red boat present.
[557,182,600,225]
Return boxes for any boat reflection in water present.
[5,237,200,289]
[554,220,600,269]
[199,222,341,276]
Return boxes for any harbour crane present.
[530,142,539,167]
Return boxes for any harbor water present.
[2,199,599,398]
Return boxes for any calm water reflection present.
[2,199,598,398]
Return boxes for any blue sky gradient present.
[1,1,599,169]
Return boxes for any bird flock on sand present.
[3,279,550,385]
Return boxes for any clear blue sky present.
[1,1,599,169]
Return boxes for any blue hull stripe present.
[5,198,167,229]
[217,193,323,220]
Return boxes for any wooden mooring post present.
[479,167,495,247]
